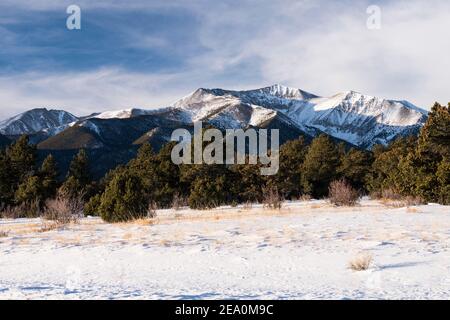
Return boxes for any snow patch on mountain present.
[92,108,152,119]
[249,105,278,127]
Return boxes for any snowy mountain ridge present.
[0,85,428,149]
[167,85,427,148]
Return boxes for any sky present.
[0,0,449,119]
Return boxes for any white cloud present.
[189,0,450,108]
[0,0,449,120]
[0,69,186,118]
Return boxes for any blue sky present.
[0,0,449,118]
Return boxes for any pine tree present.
[0,136,37,207]
[412,103,450,203]
[418,103,450,160]
[39,154,59,200]
[0,150,14,205]
[267,137,308,199]
[436,158,450,205]
[67,149,91,185]
[366,137,416,195]
[188,171,229,209]
[301,134,340,198]
[6,135,36,183]
[60,149,91,198]
[182,161,233,209]
[15,175,40,205]
[153,142,183,208]
[230,160,265,203]
[84,194,102,216]
[128,143,158,198]
[129,143,156,173]
[98,169,148,222]
[338,148,373,191]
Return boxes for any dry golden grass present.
[0,230,9,237]
[38,222,61,233]
[122,233,133,240]
[159,239,171,247]
[298,194,312,202]
[16,238,30,245]
[282,226,296,238]
[407,207,420,213]
[379,189,424,208]
[115,217,158,227]
[349,253,373,271]
[53,234,83,246]
[242,202,253,210]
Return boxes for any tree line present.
[0,102,448,222]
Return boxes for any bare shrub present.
[298,194,312,202]
[349,253,373,271]
[404,196,425,207]
[369,190,382,200]
[0,230,9,237]
[38,221,60,233]
[0,201,41,219]
[171,193,187,211]
[381,188,403,200]
[262,187,283,210]
[242,201,253,210]
[44,195,84,225]
[328,179,359,206]
[0,205,22,219]
[147,201,157,218]
[380,189,425,207]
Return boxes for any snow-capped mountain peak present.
[169,85,428,148]
[0,85,429,150]
[0,108,78,136]
[249,84,318,100]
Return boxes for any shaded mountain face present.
[0,133,11,148]
[37,114,193,151]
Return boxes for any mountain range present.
[0,84,428,177]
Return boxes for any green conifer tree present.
[39,154,59,200]
[60,149,91,198]
[6,135,36,183]
[0,150,14,205]
[300,134,340,198]
[98,169,148,222]
[338,148,373,191]
[267,137,308,199]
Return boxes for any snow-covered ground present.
[1,199,449,300]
